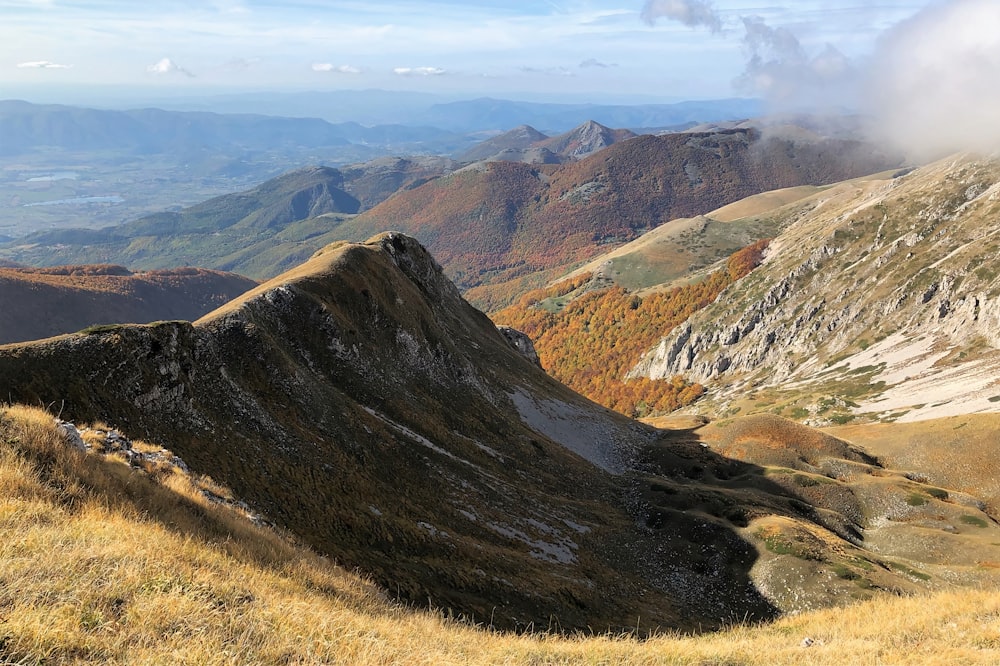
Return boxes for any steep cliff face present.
[631,156,1000,422]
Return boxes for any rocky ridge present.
[630,155,1000,423]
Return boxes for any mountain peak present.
[538,120,637,160]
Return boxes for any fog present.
[648,0,1000,162]
[866,0,1000,161]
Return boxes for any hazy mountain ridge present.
[0,100,465,156]
[413,96,765,133]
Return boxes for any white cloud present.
[641,0,723,33]
[866,0,1000,160]
[312,63,362,74]
[579,58,617,68]
[393,66,446,76]
[16,60,72,69]
[521,65,575,77]
[146,57,195,77]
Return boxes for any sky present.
[2,0,939,104]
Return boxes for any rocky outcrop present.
[496,325,542,367]
[630,156,1000,419]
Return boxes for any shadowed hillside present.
[0,233,776,632]
[5,403,1000,663]
[0,264,256,344]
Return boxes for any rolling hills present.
[0,264,256,344]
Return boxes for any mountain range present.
[0,100,465,157]
[6,93,1000,662]
[1,125,899,310]
[146,90,764,132]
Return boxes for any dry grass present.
[2,404,1000,665]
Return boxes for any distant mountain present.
[334,128,901,308]
[536,120,637,160]
[0,100,466,157]
[456,125,550,162]
[0,264,256,344]
[129,89,765,132]
[415,97,765,132]
[457,121,636,164]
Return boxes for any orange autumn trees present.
[493,239,769,417]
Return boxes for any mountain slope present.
[0,264,257,344]
[630,155,1000,424]
[0,233,767,631]
[335,128,899,308]
[1,233,997,633]
[5,406,1000,665]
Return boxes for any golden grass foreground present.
[2,403,999,665]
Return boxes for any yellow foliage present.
[494,241,768,417]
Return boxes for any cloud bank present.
[866,0,1000,160]
[17,60,72,69]
[312,63,362,74]
[393,66,446,76]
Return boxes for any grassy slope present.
[4,404,1000,665]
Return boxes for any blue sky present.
[1,1,940,102]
